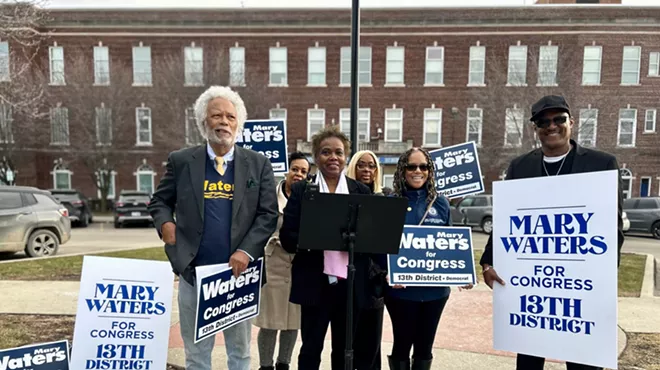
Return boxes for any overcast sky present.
[42,0,659,9]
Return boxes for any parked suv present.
[623,197,660,239]
[113,190,153,228]
[450,194,493,234]
[0,186,71,257]
[49,189,93,227]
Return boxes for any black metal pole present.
[349,0,360,156]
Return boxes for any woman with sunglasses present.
[385,147,472,370]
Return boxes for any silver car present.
[0,186,71,257]
[450,194,493,234]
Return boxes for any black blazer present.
[480,140,625,267]
[279,175,374,308]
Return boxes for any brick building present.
[1,4,659,206]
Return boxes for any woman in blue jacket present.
[385,147,472,370]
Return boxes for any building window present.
[640,177,651,197]
[49,45,65,85]
[229,47,245,86]
[505,108,524,147]
[95,105,112,145]
[425,46,444,86]
[650,52,660,77]
[52,163,72,190]
[136,107,152,145]
[0,103,13,144]
[185,106,204,145]
[577,108,598,147]
[93,46,110,85]
[620,168,632,199]
[383,174,394,189]
[269,108,287,120]
[50,107,69,145]
[184,46,204,86]
[339,108,370,142]
[423,108,442,147]
[645,109,656,133]
[538,45,558,86]
[132,45,152,86]
[466,108,483,146]
[136,163,155,194]
[386,46,405,85]
[340,46,372,86]
[307,108,325,142]
[96,170,116,199]
[468,46,486,86]
[385,108,403,142]
[308,46,326,86]
[0,41,9,81]
[269,47,287,86]
[621,46,641,85]
[582,46,602,85]
[617,108,637,147]
[507,45,527,86]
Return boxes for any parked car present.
[623,197,660,239]
[49,189,93,227]
[113,190,153,228]
[0,186,71,257]
[450,194,493,234]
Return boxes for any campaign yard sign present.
[429,142,484,199]
[69,256,174,370]
[492,170,619,369]
[236,119,288,174]
[0,340,70,370]
[387,226,477,286]
[194,258,264,343]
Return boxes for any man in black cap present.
[480,95,625,370]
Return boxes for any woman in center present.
[279,125,376,370]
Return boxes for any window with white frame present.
[340,46,372,85]
[52,163,71,190]
[308,46,326,86]
[0,103,13,144]
[93,46,110,85]
[307,108,325,141]
[132,45,152,85]
[505,108,524,147]
[507,45,527,86]
[136,163,155,194]
[386,46,405,85]
[96,170,116,199]
[184,46,204,86]
[269,108,287,120]
[425,46,444,85]
[50,107,69,145]
[640,177,651,197]
[577,108,598,147]
[95,105,112,145]
[620,168,632,199]
[582,46,602,85]
[385,108,403,142]
[49,45,65,85]
[0,41,9,81]
[617,108,637,147]
[650,52,660,77]
[538,45,558,86]
[383,174,394,189]
[423,108,442,147]
[621,46,641,85]
[229,47,245,86]
[466,108,483,146]
[468,45,486,85]
[185,106,204,145]
[645,109,656,133]
[136,107,152,145]
[269,47,287,86]
[339,108,370,142]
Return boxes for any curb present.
[640,253,655,298]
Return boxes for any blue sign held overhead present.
[0,340,70,370]
[236,119,289,174]
[429,141,484,199]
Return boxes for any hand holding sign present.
[229,250,250,277]
[482,265,505,289]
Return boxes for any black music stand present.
[298,187,408,370]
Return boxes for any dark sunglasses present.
[534,115,569,129]
[405,163,430,172]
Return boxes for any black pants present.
[385,296,449,361]
[516,354,603,370]
[354,305,384,370]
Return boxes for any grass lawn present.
[618,332,660,370]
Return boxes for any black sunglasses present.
[534,115,569,129]
[405,163,430,172]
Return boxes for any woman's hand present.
[458,284,474,291]
[385,274,406,289]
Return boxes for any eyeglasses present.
[357,163,377,170]
[405,163,430,172]
[534,115,568,129]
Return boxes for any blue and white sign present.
[492,170,618,369]
[429,142,484,199]
[387,226,477,286]
[0,340,70,370]
[69,256,174,370]
[236,119,288,174]
[194,258,264,343]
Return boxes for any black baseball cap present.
[530,95,571,122]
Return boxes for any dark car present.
[113,190,153,228]
[49,189,93,227]
[623,197,660,239]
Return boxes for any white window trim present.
[644,109,656,133]
[621,45,642,86]
[339,46,373,87]
[382,174,394,189]
[537,45,559,87]
[0,41,9,82]
[468,45,486,87]
[339,108,371,142]
[184,46,204,87]
[307,108,325,142]
[96,170,117,199]
[132,45,152,87]
[51,167,72,190]
[49,45,65,86]
[269,108,287,121]
[617,109,638,147]
[620,168,633,199]
[185,106,204,146]
[307,46,327,87]
[95,106,112,146]
[229,46,246,87]
[506,45,528,87]
[640,176,652,197]
[424,46,445,87]
[135,168,156,194]
[269,46,288,87]
[135,107,153,146]
[50,107,70,146]
[93,45,110,86]
[649,52,660,77]
[385,46,405,87]
[504,108,524,148]
[422,108,442,147]
[577,108,598,147]
[582,46,602,86]
[384,108,404,143]
[466,107,483,147]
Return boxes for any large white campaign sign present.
[492,170,618,369]
[70,256,174,370]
